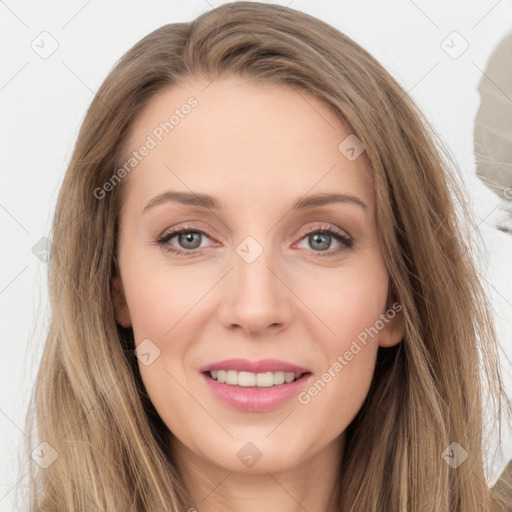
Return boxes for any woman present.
[23,2,512,511]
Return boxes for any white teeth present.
[209,369,303,387]
[256,372,273,387]
[284,372,295,383]
[226,370,238,385]
[238,371,256,386]
[273,371,285,385]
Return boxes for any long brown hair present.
[21,2,511,510]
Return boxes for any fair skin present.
[113,75,404,512]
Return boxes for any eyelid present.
[156,222,212,239]
[155,222,353,256]
[300,224,351,240]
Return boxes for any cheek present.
[124,263,211,340]
[121,263,213,407]
[296,266,387,422]
[306,261,389,349]
[296,292,382,439]
[125,267,203,434]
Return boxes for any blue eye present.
[155,226,211,256]
[298,226,353,256]
[155,224,353,257]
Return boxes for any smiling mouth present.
[204,369,311,388]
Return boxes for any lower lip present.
[201,372,312,412]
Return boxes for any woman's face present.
[113,75,404,474]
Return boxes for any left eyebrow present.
[141,190,367,215]
[290,192,367,211]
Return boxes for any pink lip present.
[201,372,313,412]
[199,359,313,412]
[199,358,311,374]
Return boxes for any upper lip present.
[200,358,311,374]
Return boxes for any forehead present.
[120,75,373,213]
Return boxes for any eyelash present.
[154,224,353,258]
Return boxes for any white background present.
[1,1,511,509]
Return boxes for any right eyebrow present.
[142,191,222,214]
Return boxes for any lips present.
[199,358,311,374]
[199,358,313,411]
[201,371,313,412]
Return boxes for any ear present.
[378,302,405,348]
[112,275,132,328]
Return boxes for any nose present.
[217,243,293,336]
